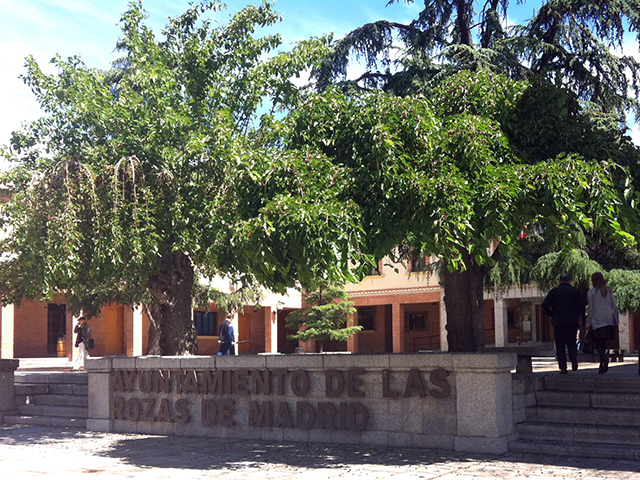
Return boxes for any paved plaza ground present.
[3,357,640,479]
[0,424,639,479]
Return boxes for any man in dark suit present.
[542,274,585,373]
[218,313,235,356]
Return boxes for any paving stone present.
[0,425,639,479]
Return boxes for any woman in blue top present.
[587,272,619,374]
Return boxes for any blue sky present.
[0,0,638,150]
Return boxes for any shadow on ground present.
[1,425,638,473]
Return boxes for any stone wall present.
[86,353,517,454]
[511,374,545,425]
[0,359,19,422]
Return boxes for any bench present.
[482,345,554,374]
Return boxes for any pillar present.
[347,311,358,353]
[392,303,405,353]
[125,305,144,357]
[494,299,509,347]
[454,353,517,454]
[619,311,630,352]
[264,306,276,353]
[68,312,82,363]
[0,305,14,359]
[439,299,448,351]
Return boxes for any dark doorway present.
[47,303,66,356]
[277,310,299,353]
[535,304,553,342]
[384,305,393,353]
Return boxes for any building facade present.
[1,260,638,360]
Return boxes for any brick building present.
[1,259,638,360]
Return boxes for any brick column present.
[392,302,405,353]
[347,311,358,353]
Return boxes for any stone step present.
[543,375,640,393]
[15,372,88,385]
[15,393,88,408]
[516,422,640,446]
[14,384,49,396]
[3,415,87,428]
[15,382,89,396]
[509,440,640,461]
[12,372,90,429]
[49,383,88,396]
[18,404,88,418]
[536,390,640,410]
[29,394,88,407]
[526,406,640,427]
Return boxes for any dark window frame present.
[194,311,218,336]
[409,254,429,273]
[406,312,427,331]
[357,307,376,331]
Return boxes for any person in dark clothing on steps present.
[542,274,585,374]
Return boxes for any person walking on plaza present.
[73,316,93,371]
[542,274,585,374]
[587,272,619,374]
[218,313,235,356]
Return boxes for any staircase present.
[510,374,640,460]
[5,372,88,428]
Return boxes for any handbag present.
[86,338,95,350]
[581,330,594,354]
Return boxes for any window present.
[409,254,429,273]
[194,311,217,336]
[406,312,427,331]
[357,307,375,331]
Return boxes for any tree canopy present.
[315,0,640,122]
[302,0,640,350]
[2,0,639,356]
[0,0,364,355]
[281,68,637,351]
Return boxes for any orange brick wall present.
[14,300,49,358]
[356,305,389,354]
[403,302,441,352]
[352,289,441,354]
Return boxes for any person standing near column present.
[587,272,619,374]
[542,274,585,374]
[73,316,92,371]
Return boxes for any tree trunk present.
[442,252,486,352]
[146,250,198,356]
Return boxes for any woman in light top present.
[587,272,619,374]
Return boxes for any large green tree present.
[280,70,637,351]
[0,1,363,355]
[304,0,640,350]
[316,0,640,120]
